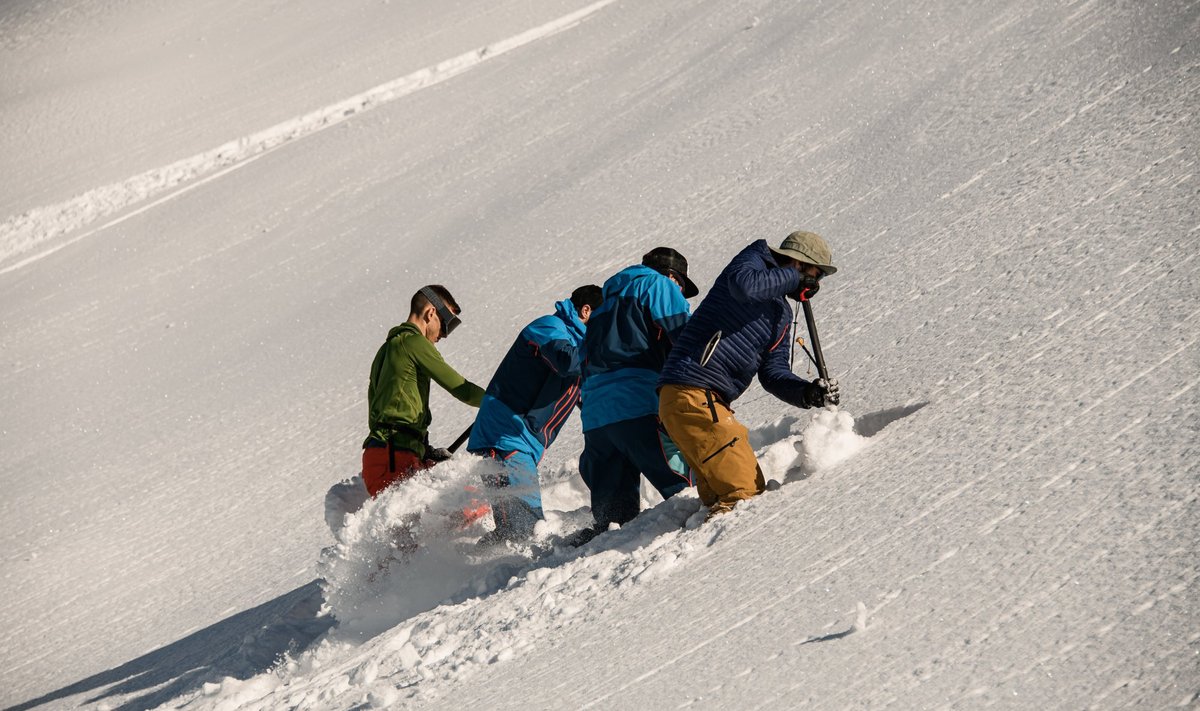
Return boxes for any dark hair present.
[410,284,460,316]
[570,285,603,311]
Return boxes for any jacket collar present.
[388,321,422,340]
[553,298,586,339]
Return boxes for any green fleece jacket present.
[364,322,484,455]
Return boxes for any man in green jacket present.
[363,285,485,497]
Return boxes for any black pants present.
[578,415,691,527]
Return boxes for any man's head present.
[570,284,603,324]
[408,285,461,343]
[641,247,699,298]
[768,230,837,277]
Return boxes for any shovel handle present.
[447,424,473,454]
[801,300,830,382]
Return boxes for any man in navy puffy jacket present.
[574,248,698,543]
[658,231,840,520]
[468,286,603,543]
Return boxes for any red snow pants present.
[361,446,491,525]
[362,446,430,497]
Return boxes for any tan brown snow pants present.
[658,384,764,508]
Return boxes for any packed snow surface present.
[1,0,1196,709]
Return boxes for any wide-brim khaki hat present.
[768,230,837,275]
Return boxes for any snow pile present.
[796,408,868,474]
[757,408,868,483]
[318,456,511,639]
[316,446,701,642]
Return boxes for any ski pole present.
[447,424,473,454]
[801,299,830,383]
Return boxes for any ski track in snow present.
[0,0,617,275]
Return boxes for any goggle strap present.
[419,287,461,336]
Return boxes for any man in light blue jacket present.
[469,286,603,543]
[571,248,698,545]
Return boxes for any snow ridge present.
[0,0,616,274]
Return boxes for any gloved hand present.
[426,447,453,463]
[802,378,840,408]
[788,273,821,301]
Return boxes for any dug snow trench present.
[189,405,913,708]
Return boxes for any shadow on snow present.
[853,401,928,438]
[6,581,332,711]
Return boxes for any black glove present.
[426,447,453,463]
[802,378,840,408]
[788,273,821,301]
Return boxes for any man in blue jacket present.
[468,285,603,543]
[573,247,698,544]
[658,231,840,520]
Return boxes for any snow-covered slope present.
[2,0,1196,708]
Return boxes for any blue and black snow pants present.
[578,414,692,528]
[473,448,544,540]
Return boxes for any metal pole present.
[447,424,473,454]
[801,299,830,382]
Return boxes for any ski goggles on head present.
[419,286,461,338]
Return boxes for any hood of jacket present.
[553,298,587,341]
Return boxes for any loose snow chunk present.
[797,409,868,474]
[760,409,869,482]
[324,475,369,540]
[201,675,280,709]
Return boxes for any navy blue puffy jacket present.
[658,240,813,407]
